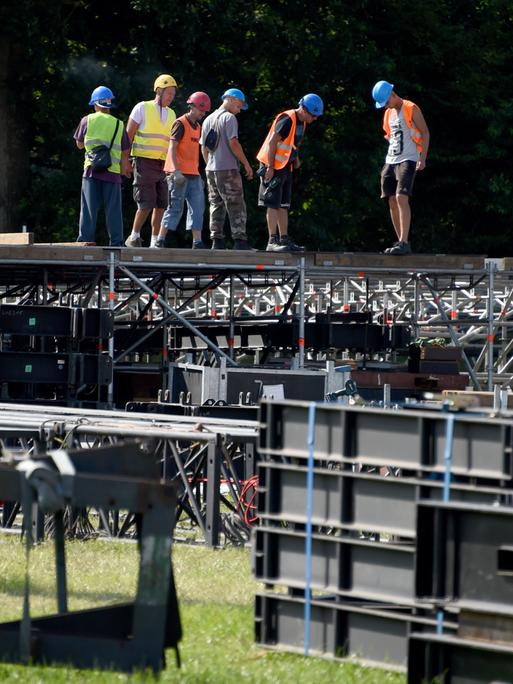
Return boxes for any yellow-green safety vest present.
[84,112,123,174]
[132,102,175,160]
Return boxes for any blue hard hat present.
[299,93,324,116]
[221,88,248,110]
[372,81,394,109]
[89,85,115,107]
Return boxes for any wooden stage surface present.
[0,244,497,274]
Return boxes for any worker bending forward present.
[155,92,211,249]
[372,80,430,255]
[256,93,324,252]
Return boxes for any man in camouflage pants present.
[200,88,254,250]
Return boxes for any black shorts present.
[258,166,293,209]
[380,160,417,197]
[132,157,168,209]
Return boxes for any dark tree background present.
[1,0,512,254]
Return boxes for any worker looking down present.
[256,93,324,253]
[125,74,177,248]
[372,80,430,256]
[155,91,212,249]
[200,88,254,251]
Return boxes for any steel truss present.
[0,402,258,547]
[1,248,513,391]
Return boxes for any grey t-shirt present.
[200,107,239,171]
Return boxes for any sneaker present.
[211,238,226,250]
[192,240,207,249]
[278,235,305,252]
[266,238,288,252]
[153,238,166,249]
[233,239,256,251]
[384,241,400,254]
[388,240,412,255]
[125,236,142,248]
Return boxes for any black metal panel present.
[0,305,74,337]
[256,593,451,669]
[408,633,513,684]
[0,352,72,384]
[417,501,513,613]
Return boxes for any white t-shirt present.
[385,107,419,164]
[129,101,173,129]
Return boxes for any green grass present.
[0,537,406,683]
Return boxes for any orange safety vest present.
[164,115,201,175]
[257,109,306,169]
[383,100,423,154]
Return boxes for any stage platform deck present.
[0,244,492,281]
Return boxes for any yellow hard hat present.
[154,74,177,91]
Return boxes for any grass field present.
[0,536,406,683]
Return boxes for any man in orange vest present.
[154,92,211,249]
[256,94,324,252]
[372,81,430,255]
[125,74,177,248]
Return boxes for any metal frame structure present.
[0,401,258,547]
[0,440,181,673]
[1,246,513,398]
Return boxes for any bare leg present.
[130,208,151,236]
[266,208,279,239]
[276,208,289,237]
[388,196,401,241]
[151,208,165,237]
[395,194,411,242]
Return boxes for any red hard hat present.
[187,91,211,112]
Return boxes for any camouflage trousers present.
[206,169,247,240]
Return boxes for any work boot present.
[233,239,256,251]
[388,240,412,255]
[153,238,166,248]
[278,235,305,252]
[211,238,226,250]
[192,240,208,249]
[125,235,142,248]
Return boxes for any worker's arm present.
[126,117,139,144]
[75,140,85,150]
[412,106,430,171]
[201,145,209,165]
[228,137,253,180]
[169,139,180,171]
[263,130,281,182]
[121,149,132,177]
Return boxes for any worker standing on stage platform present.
[256,94,324,253]
[74,86,132,246]
[200,88,254,250]
[372,81,430,256]
[125,74,177,248]
[154,92,211,249]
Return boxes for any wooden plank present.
[0,232,33,245]
[119,247,299,267]
[314,252,486,270]
[352,370,470,390]
[38,242,96,246]
[442,390,511,409]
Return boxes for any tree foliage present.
[2,0,513,254]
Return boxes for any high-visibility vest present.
[164,114,201,175]
[84,112,123,174]
[383,100,423,154]
[257,109,305,169]
[132,101,175,160]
